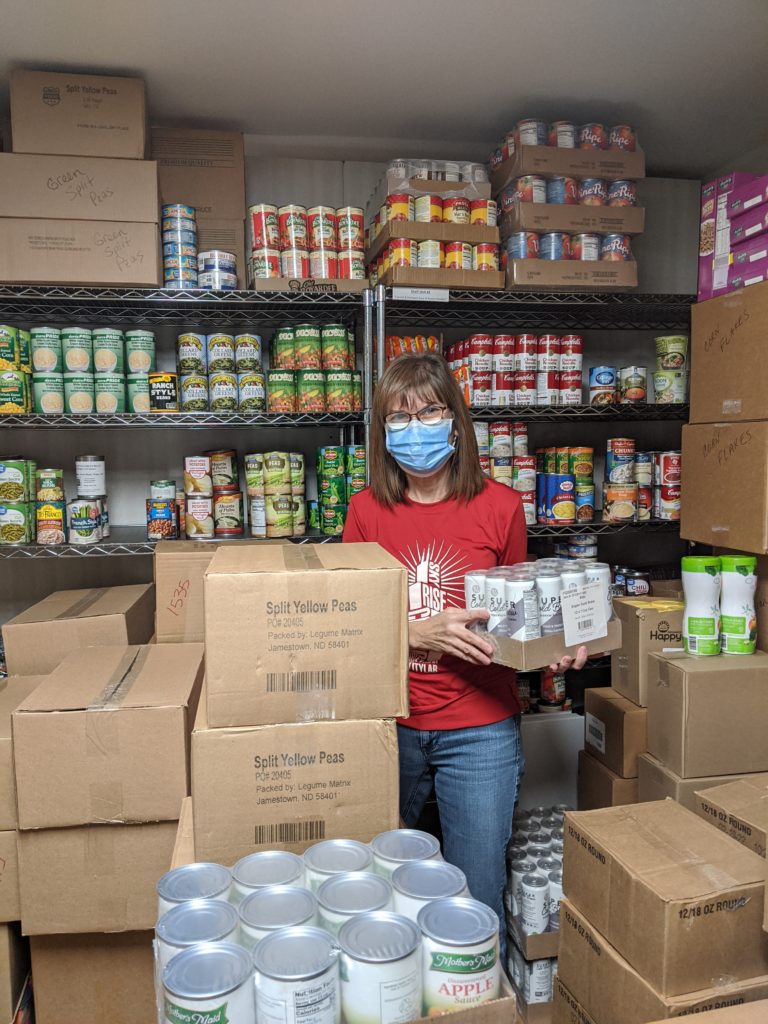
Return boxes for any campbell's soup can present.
[608,180,637,207]
[278,205,308,249]
[506,232,539,259]
[579,123,607,149]
[536,370,559,406]
[249,247,281,280]
[515,337,537,373]
[546,177,579,205]
[537,335,561,371]
[601,234,633,261]
[512,456,536,489]
[513,422,528,457]
[248,204,279,249]
[514,371,536,406]
[307,206,338,249]
[559,369,582,405]
[654,451,682,486]
[338,248,366,279]
[559,335,583,371]
[445,241,472,270]
[281,248,310,278]
[637,485,653,521]
[493,371,514,407]
[571,233,600,261]
[414,195,443,223]
[515,119,548,146]
[489,422,512,457]
[471,371,493,407]
[514,175,546,203]
[469,334,493,371]
[417,240,443,269]
[479,453,491,474]
[310,248,338,279]
[589,366,617,406]
[609,125,637,151]
[472,244,499,271]
[387,193,414,222]
[443,198,471,224]
[656,484,681,520]
[470,200,498,226]
[389,239,417,268]
[578,179,607,205]
[540,232,570,260]
[493,335,515,372]
[634,452,653,486]
[337,207,365,250]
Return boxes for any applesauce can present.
[419,898,500,1012]
[443,197,471,224]
[388,239,416,268]
[278,205,308,249]
[417,240,443,269]
[239,889,319,951]
[163,943,255,1024]
[414,195,443,223]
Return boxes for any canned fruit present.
[506,232,539,259]
[546,177,578,205]
[540,233,570,260]
[608,180,637,207]
[609,125,637,151]
[571,233,600,261]
[514,176,546,204]
[579,123,607,149]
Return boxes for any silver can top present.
[233,850,303,890]
[371,829,440,865]
[163,941,252,1000]
[510,858,536,872]
[522,873,549,889]
[417,897,498,946]
[239,885,317,932]
[339,911,421,963]
[317,871,392,915]
[304,839,373,876]
[392,859,466,901]
[157,899,239,950]
[156,862,231,906]
[253,926,337,982]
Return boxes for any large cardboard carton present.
[695,776,768,857]
[204,543,408,728]
[366,221,500,264]
[0,676,45,831]
[171,797,195,870]
[12,643,204,829]
[0,153,159,223]
[491,146,646,195]
[647,1003,768,1024]
[0,217,161,287]
[2,583,155,677]
[0,831,19,923]
[10,70,147,160]
[649,579,683,600]
[30,931,154,1024]
[17,820,177,934]
[192,702,399,864]
[637,753,763,813]
[647,651,768,777]
[577,750,638,810]
[378,266,504,291]
[150,127,245,221]
[505,260,637,291]
[562,801,768,996]
[690,281,768,424]
[154,540,228,643]
[0,925,28,1024]
[501,202,645,238]
[584,688,647,778]
[492,620,622,672]
[611,598,684,707]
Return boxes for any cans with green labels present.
[64,373,95,414]
[125,331,156,373]
[209,372,238,413]
[289,452,305,494]
[326,369,354,412]
[265,494,294,537]
[346,446,367,475]
[321,324,348,370]
[30,328,62,373]
[272,327,296,370]
[297,370,325,413]
[0,371,27,413]
[62,328,93,373]
[0,326,18,370]
[294,325,322,369]
[245,454,265,497]
[317,446,345,477]
[127,374,150,413]
[320,476,347,507]
[207,334,235,373]
[177,333,207,374]
[267,370,296,413]
[321,505,346,535]
[307,500,319,531]
[32,374,64,415]
[352,372,362,411]
[0,460,28,501]
[94,374,126,414]
[237,372,266,413]
[263,452,292,495]
[0,501,30,544]
[720,554,758,655]
[18,330,30,370]
[180,375,209,412]
[93,329,124,374]
[235,334,262,371]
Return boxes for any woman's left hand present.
[549,645,589,674]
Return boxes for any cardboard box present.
[500,203,645,238]
[492,619,622,672]
[171,797,195,870]
[562,801,768,996]
[681,420,768,551]
[10,70,147,160]
[0,218,160,287]
[30,931,154,1024]
[505,259,637,291]
[610,598,683,707]
[197,217,246,287]
[0,925,28,1024]
[378,266,504,291]
[0,832,19,923]
[577,750,638,810]
[698,180,717,303]
[647,651,768,777]
[192,704,399,864]
[0,677,45,831]
[246,276,370,294]
[514,989,553,1024]
[695,776,768,857]
[204,543,408,728]
[699,173,759,302]
[150,127,245,221]
[732,232,768,266]
[491,146,646,195]
[647,1003,768,1024]
[366,221,500,264]
[366,172,492,221]
[18,820,177,934]
[584,688,647,778]
[729,177,768,218]
[13,643,204,829]
[2,583,155,677]
[637,753,763,813]
[508,915,560,960]
[649,579,683,600]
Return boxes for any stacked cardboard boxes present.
[554,801,768,1024]
[695,775,768,858]
[1,69,161,286]
[577,686,647,810]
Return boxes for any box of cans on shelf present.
[375,265,506,291]
[505,257,638,290]
[500,199,645,239]
[365,157,492,225]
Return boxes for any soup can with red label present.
[469,334,493,371]
[472,370,493,406]
[493,371,515,407]
[559,369,582,405]
[281,248,310,278]
[310,249,338,279]
[445,241,472,270]
[473,244,499,271]
[443,198,471,224]
[559,335,583,371]
[516,334,538,372]
[654,451,682,486]
[579,123,607,149]
[514,371,536,406]
[536,370,559,406]
[493,335,515,372]
[470,199,498,226]
[278,205,308,249]
[339,249,367,279]
[537,335,561,371]
[249,248,281,280]
[387,194,413,222]
[308,207,338,249]
[337,207,365,250]
[248,204,279,249]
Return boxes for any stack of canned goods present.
[180,450,247,540]
[176,331,265,413]
[474,420,530,498]
[308,445,366,536]
[163,204,198,290]
[367,191,497,247]
[534,448,596,526]
[588,365,649,406]
[503,230,634,263]
[371,233,500,282]
[612,564,653,597]
[0,458,38,544]
[491,119,638,166]
[0,325,31,413]
[267,325,362,415]
[384,334,440,362]
[653,334,689,403]
[498,174,636,213]
[247,202,366,282]
[246,451,306,539]
[146,479,183,541]
[465,558,613,640]
[514,666,574,713]
[198,250,238,291]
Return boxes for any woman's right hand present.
[409,608,495,666]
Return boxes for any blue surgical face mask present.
[385,417,455,477]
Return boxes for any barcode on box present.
[577,619,594,631]
[585,713,606,754]
[266,670,337,693]
[254,820,326,845]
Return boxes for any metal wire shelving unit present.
[0,412,365,430]
[470,403,689,422]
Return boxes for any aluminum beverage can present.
[509,858,536,917]
[536,574,563,635]
[520,874,549,935]
[484,572,509,634]
[523,958,553,1004]
[547,870,563,930]
[505,578,542,641]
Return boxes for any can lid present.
[339,911,421,963]
[163,942,251,1000]
[417,896,498,945]
[304,839,373,876]
[157,898,238,949]
[371,829,441,865]
[156,862,231,905]
[392,860,466,901]
[239,885,317,932]
[253,925,337,981]
[233,850,303,890]
[521,874,549,889]
[317,872,392,915]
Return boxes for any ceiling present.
[1,0,765,178]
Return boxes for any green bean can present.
[267,370,296,413]
[32,373,65,415]
[93,329,125,374]
[294,324,322,369]
[289,452,305,493]
[237,372,266,413]
[18,330,30,370]
[320,476,347,507]
[321,324,349,370]
[292,496,306,537]
[0,326,18,370]
[25,461,36,504]
[272,327,296,370]
[0,501,29,544]
[206,334,235,373]
[127,374,150,413]
[352,372,362,412]
[265,494,294,538]
[296,370,326,413]
[346,445,367,475]
[64,373,95,414]
[321,505,346,536]
[317,446,345,477]
[94,374,126,414]
[245,454,265,497]
[125,331,156,373]
[177,333,207,374]
[61,329,93,373]
[235,334,262,372]
[325,370,354,413]
[30,328,62,373]
[347,474,366,497]
[209,372,238,413]
[263,452,292,495]
[307,499,319,531]
[180,375,209,412]
[0,460,28,501]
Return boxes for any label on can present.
[148,372,178,413]
[267,371,297,414]
[180,375,209,412]
[207,334,236,373]
[238,372,267,413]
[214,491,244,536]
[235,334,262,372]
[208,373,237,413]
[185,496,215,538]
[297,370,326,413]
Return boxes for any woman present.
[343,352,586,942]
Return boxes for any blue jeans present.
[397,716,524,958]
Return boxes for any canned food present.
[608,180,637,207]
[31,331,62,373]
[63,372,95,414]
[655,335,689,371]
[589,366,617,406]
[249,495,266,537]
[184,456,213,496]
[68,498,101,545]
[296,370,325,413]
[654,451,682,486]
[294,325,322,370]
[320,505,345,536]
[147,499,179,540]
[338,248,366,279]
[619,366,648,403]
[417,239,443,269]
[571,233,600,260]
[514,175,546,203]
[198,270,238,291]
[389,238,417,268]
[124,331,156,373]
[148,372,178,413]
[547,474,576,524]
[325,369,354,413]
[609,125,637,151]
[0,326,19,369]
[198,250,237,275]
[472,244,499,271]
[515,119,548,146]
[266,494,295,537]
[387,193,414,222]
[655,484,681,520]
[492,371,514,406]
[92,330,124,375]
[548,121,578,148]
[208,372,238,413]
[233,333,262,372]
[578,178,607,206]
[604,483,638,522]
[336,207,365,250]
[536,370,558,406]
[304,840,374,893]
[653,370,688,403]
[32,373,64,414]
[339,913,422,1024]
[184,496,214,539]
[248,203,280,248]
[546,177,579,205]
[62,331,93,373]
[177,333,207,375]
[237,372,267,413]
[165,255,198,271]
[267,370,296,413]
[249,247,282,279]
[317,872,393,936]
[540,232,570,260]
[213,491,244,537]
[579,123,607,149]
[35,501,66,544]
[310,248,338,279]
[156,863,232,918]
[162,229,198,247]
[419,897,500,1011]
[35,468,64,503]
[162,203,196,221]
[414,195,443,223]
[625,569,651,596]
[521,874,550,935]
[156,900,239,974]
[514,370,536,406]
[576,484,595,522]
[317,446,345,477]
[506,232,539,259]
[320,325,348,371]
[281,248,311,278]
[442,197,471,224]
[94,373,125,414]
[471,370,493,406]
[207,449,238,492]
[559,369,582,405]
[601,234,633,261]
[162,944,254,1024]
[245,454,265,498]
[445,241,472,270]
[569,447,594,480]
[307,206,338,249]
[278,204,308,249]
[272,326,296,369]
[126,374,150,413]
[263,452,292,496]
[470,199,497,226]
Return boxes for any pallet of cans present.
[267,324,362,415]
[155,828,514,1024]
[308,445,366,537]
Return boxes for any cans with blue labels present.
[601,234,633,261]
[578,178,607,206]
[546,473,576,524]
[588,366,617,406]
[545,177,578,205]
[506,232,540,259]
[162,205,198,290]
[540,233,571,260]
[607,181,637,207]
[575,485,595,523]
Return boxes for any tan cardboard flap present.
[0,677,47,740]
[492,619,621,671]
[505,259,638,291]
[695,775,768,857]
[206,541,403,576]
[0,831,20,923]
[637,753,764,814]
[0,676,47,831]
[502,203,646,237]
[378,266,505,291]
[170,798,195,870]
[9,584,153,625]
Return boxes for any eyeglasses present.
[384,403,448,430]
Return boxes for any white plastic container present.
[163,942,255,1024]
[253,925,340,1024]
[231,850,305,904]
[391,860,469,922]
[303,839,374,892]
[238,885,318,951]
[682,556,722,657]
[418,897,500,1012]
[720,554,758,655]
[338,911,422,1024]
[317,872,393,936]
[156,862,232,919]
[370,830,442,879]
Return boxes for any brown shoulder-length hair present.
[369,352,486,507]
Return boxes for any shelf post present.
[375,284,386,383]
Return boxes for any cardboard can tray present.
[501,202,645,238]
[505,259,637,291]
[366,221,500,264]
[491,145,646,194]
[378,266,505,291]
[246,277,369,294]
[491,618,622,671]
[508,914,561,960]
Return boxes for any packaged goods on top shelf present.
[365,157,491,221]
[384,335,441,362]
[492,120,639,167]
[163,204,242,291]
[698,172,768,302]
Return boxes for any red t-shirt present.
[342,479,527,730]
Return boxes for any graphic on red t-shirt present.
[401,540,471,674]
